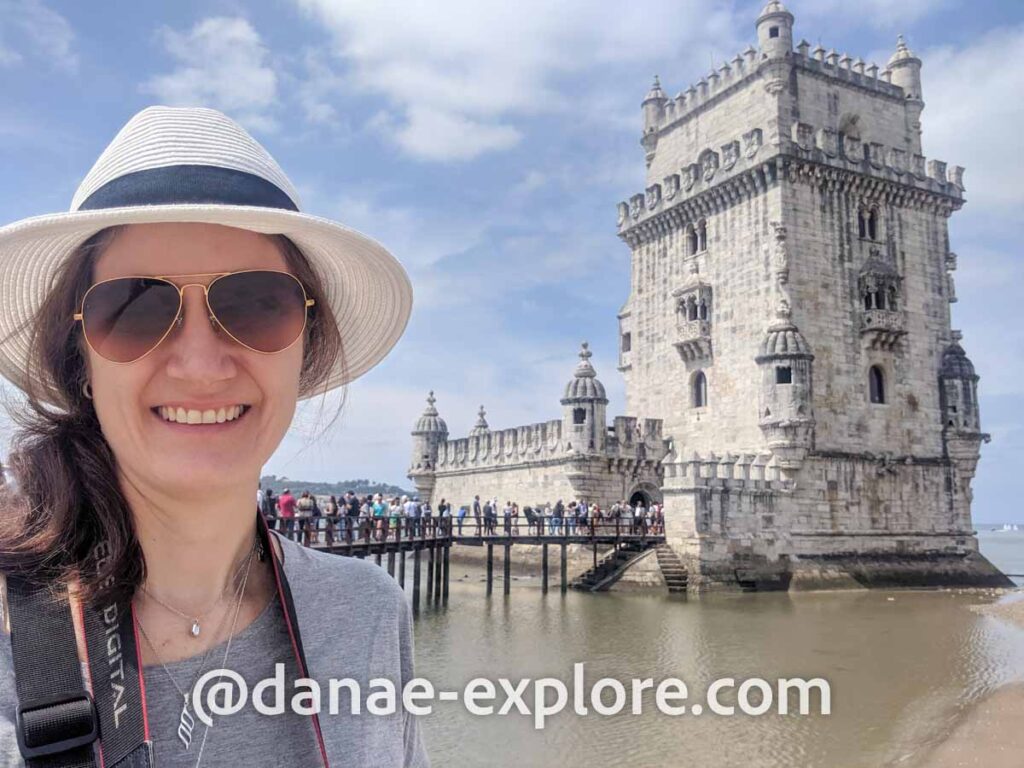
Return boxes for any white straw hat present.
[0,105,412,405]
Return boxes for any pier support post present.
[412,547,421,615]
[387,551,395,577]
[427,544,435,602]
[503,544,511,596]
[560,543,567,594]
[442,544,450,604]
[486,544,494,596]
[398,549,406,589]
[433,544,443,602]
[542,543,549,594]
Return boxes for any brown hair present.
[0,225,344,606]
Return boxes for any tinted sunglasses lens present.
[82,278,180,363]
[208,271,308,353]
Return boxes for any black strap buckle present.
[15,690,99,759]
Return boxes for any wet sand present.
[912,594,1024,767]
[909,683,1024,767]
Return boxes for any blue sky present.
[1,0,1022,522]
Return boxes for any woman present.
[0,107,426,766]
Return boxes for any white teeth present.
[157,405,246,425]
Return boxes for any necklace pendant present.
[190,619,200,637]
[178,696,195,749]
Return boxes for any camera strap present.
[7,510,327,767]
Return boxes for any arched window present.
[697,297,708,320]
[869,365,885,404]
[887,285,898,311]
[687,296,697,320]
[693,371,708,408]
[698,220,708,251]
[867,208,878,240]
[858,209,867,239]
[573,407,587,424]
[688,225,698,255]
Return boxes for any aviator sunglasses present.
[73,269,316,364]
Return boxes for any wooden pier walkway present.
[267,516,665,613]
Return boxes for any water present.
[409,530,1024,768]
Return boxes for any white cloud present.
[142,17,278,133]
[0,0,77,72]
[292,0,740,161]
[792,0,948,30]
[921,25,1024,211]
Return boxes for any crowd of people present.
[256,484,664,545]
[457,496,664,537]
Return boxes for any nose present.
[162,284,238,385]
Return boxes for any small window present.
[867,209,878,240]
[621,332,631,353]
[693,371,708,408]
[698,220,708,251]
[869,365,885,404]
[776,366,792,384]
[688,225,699,255]
[858,210,867,239]
[573,408,587,425]
[769,26,779,38]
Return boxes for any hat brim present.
[0,203,413,406]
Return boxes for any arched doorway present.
[629,490,650,508]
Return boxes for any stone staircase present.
[655,544,689,593]
[571,541,656,592]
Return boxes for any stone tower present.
[408,391,448,500]
[561,342,609,454]
[616,2,1007,588]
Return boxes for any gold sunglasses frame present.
[72,269,316,364]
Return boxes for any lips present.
[152,404,251,425]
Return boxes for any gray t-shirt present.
[0,533,429,767]
[143,592,323,766]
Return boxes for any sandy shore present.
[907,682,1024,767]
[907,593,1024,767]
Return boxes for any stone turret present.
[409,391,447,499]
[641,76,667,166]
[755,312,815,471]
[888,35,924,153]
[756,0,794,60]
[560,342,609,454]
[469,405,490,437]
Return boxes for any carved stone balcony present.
[861,308,905,351]
[674,318,712,361]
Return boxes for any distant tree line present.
[259,474,413,498]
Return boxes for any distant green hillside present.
[259,474,414,498]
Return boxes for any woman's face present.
[86,222,304,496]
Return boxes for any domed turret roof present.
[758,0,793,22]
[413,391,448,434]
[643,75,666,103]
[561,342,608,403]
[469,405,490,437]
[757,317,813,360]
[940,341,977,379]
[888,34,919,66]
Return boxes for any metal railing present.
[262,514,665,547]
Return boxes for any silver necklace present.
[136,536,257,752]
[192,547,256,768]
[139,538,258,638]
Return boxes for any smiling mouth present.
[152,405,252,425]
